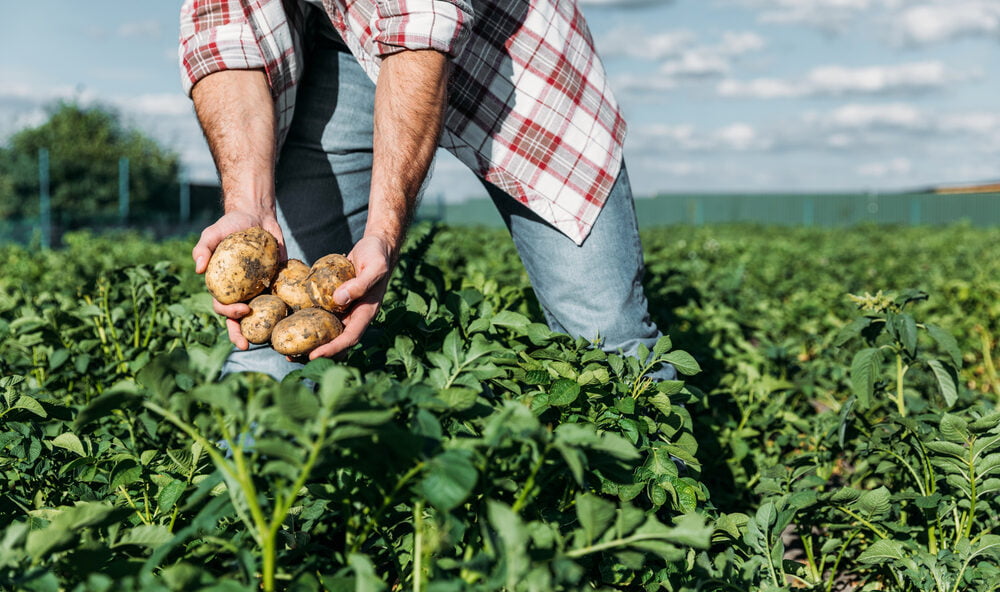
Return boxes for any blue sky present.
[2,0,998,201]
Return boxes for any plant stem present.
[349,462,424,554]
[895,354,907,417]
[414,500,424,592]
[835,506,889,540]
[963,451,977,541]
[512,444,550,513]
[825,530,859,592]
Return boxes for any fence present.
[415,191,1000,230]
[1,149,222,247]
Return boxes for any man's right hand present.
[192,210,286,351]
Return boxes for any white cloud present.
[634,122,772,152]
[126,94,192,117]
[724,0,896,30]
[858,157,912,177]
[803,102,1000,137]
[598,28,696,60]
[717,60,969,98]
[118,20,162,39]
[894,1,1000,45]
[605,29,766,92]
[579,0,672,6]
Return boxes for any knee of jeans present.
[221,345,304,382]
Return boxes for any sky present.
[1,0,998,201]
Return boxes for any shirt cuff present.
[372,0,474,59]
[179,23,266,97]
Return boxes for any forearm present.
[367,50,449,260]
[191,69,277,216]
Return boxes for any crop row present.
[1,223,999,591]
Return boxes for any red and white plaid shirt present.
[179,0,627,244]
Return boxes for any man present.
[181,0,673,381]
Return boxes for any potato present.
[239,295,289,345]
[272,259,313,311]
[205,227,280,305]
[305,254,356,313]
[270,307,344,356]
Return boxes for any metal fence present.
[416,191,1000,230]
[633,192,1000,227]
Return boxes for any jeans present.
[221,38,675,383]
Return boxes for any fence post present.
[803,197,814,226]
[38,148,51,248]
[118,157,130,224]
[179,166,191,222]
[910,197,921,226]
[689,198,704,226]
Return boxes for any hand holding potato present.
[307,235,394,360]
[193,211,285,350]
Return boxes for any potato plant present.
[1,223,999,591]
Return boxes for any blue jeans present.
[222,39,675,382]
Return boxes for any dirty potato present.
[272,259,313,311]
[305,254,356,313]
[239,295,289,345]
[205,227,280,304]
[270,307,344,357]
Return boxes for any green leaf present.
[418,450,478,511]
[850,348,882,408]
[858,539,906,564]
[438,387,479,411]
[157,480,186,513]
[75,388,140,429]
[927,360,959,408]
[662,350,701,376]
[276,383,320,421]
[662,513,712,549]
[653,335,673,356]
[491,310,530,329]
[317,366,355,413]
[939,413,970,443]
[51,432,85,457]
[48,349,70,372]
[114,524,172,549]
[347,553,387,592]
[893,313,918,357]
[487,501,529,585]
[548,379,581,406]
[575,493,616,543]
[857,486,891,517]
[13,395,46,418]
[109,460,142,490]
[926,324,962,369]
[835,316,872,346]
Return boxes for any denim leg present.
[485,165,676,381]
[221,42,376,381]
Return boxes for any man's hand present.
[307,49,449,360]
[190,69,280,351]
[193,210,285,351]
[307,236,393,359]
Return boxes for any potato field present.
[1,223,999,591]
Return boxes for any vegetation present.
[0,102,180,220]
[1,223,999,591]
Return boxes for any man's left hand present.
[307,235,395,359]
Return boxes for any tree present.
[0,101,180,222]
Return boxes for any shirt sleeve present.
[371,0,475,59]
[178,0,267,97]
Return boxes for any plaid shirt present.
[179,0,626,244]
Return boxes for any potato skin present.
[240,295,289,345]
[272,259,313,311]
[205,227,280,305]
[305,254,356,313]
[270,307,344,356]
